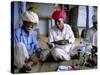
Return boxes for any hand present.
[47,42,53,48]
[64,40,69,44]
[59,40,65,45]
[35,52,44,62]
[56,40,69,45]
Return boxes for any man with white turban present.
[14,10,42,72]
[47,6,75,61]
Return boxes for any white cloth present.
[86,27,96,44]
[49,24,75,43]
[14,42,29,69]
[49,24,75,60]
[22,11,39,24]
[70,43,92,56]
[51,44,72,60]
[93,31,97,47]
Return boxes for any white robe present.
[49,24,75,60]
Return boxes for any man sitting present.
[14,10,43,72]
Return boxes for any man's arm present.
[14,28,21,48]
[47,39,69,49]
[51,40,69,45]
[66,25,75,43]
[47,29,69,48]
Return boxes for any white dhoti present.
[51,44,72,61]
[14,42,29,69]
[70,43,93,56]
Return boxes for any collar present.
[21,27,33,36]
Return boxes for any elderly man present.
[14,10,42,72]
[47,8,75,61]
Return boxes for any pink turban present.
[52,10,66,21]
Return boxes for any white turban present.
[22,11,39,24]
[92,15,97,22]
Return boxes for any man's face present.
[55,6,61,11]
[55,20,64,30]
[23,21,36,32]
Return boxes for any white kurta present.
[86,27,96,44]
[49,24,75,60]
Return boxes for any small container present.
[57,65,72,71]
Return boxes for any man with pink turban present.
[47,5,75,61]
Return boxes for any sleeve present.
[67,25,75,43]
[48,29,54,43]
[14,29,21,48]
